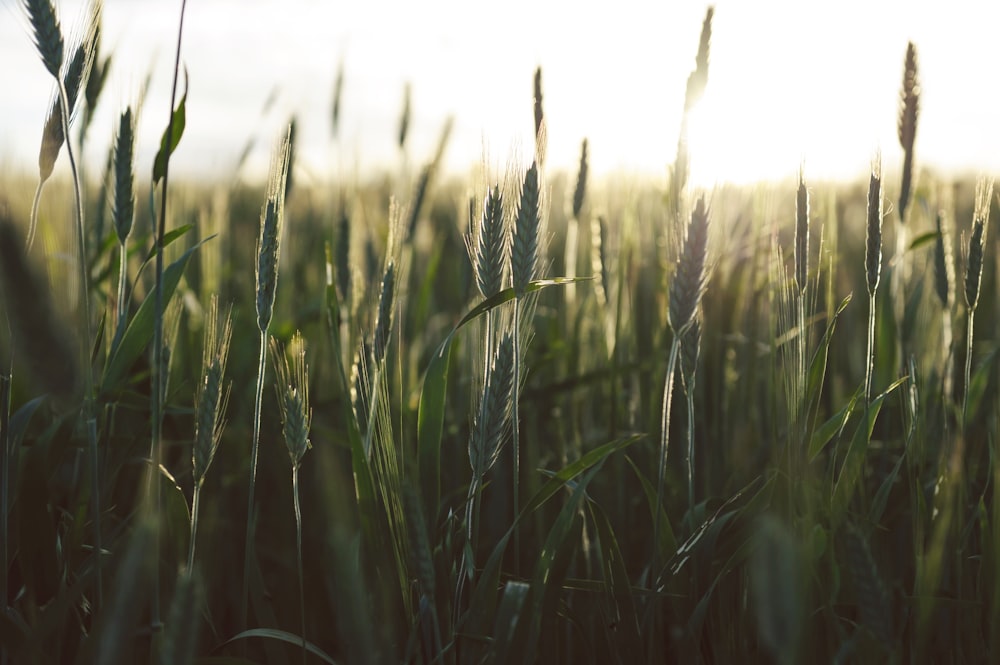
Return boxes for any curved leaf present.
[218,628,338,665]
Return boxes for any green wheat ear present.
[23,0,65,80]
[512,161,540,294]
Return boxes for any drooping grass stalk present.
[24,0,104,608]
[654,197,709,575]
[271,333,312,665]
[243,128,292,633]
[962,178,992,429]
[188,296,232,571]
[864,161,883,407]
[511,161,540,573]
[23,0,63,251]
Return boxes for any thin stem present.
[963,309,975,432]
[454,477,479,623]
[57,73,101,611]
[652,336,681,581]
[293,464,306,665]
[28,183,43,251]
[243,328,267,632]
[187,484,201,572]
[865,293,876,407]
[685,384,695,511]
[151,0,189,634]
[795,291,808,470]
[512,303,521,577]
[116,242,127,339]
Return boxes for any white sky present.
[1,0,998,187]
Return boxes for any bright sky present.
[1,0,998,187]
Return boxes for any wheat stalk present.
[243,126,292,633]
[654,196,710,581]
[511,161,541,572]
[864,158,883,405]
[962,178,993,427]
[271,332,312,664]
[23,0,103,609]
[933,210,955,405]
[467,331,515,549]
[792,169,811,465]
[111,107,135,345]
[27,4,98,250]
[188,296,232,571]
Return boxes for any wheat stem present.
[293,463,306,665]
[186,484,201,572]
[864,161,882,406]
[652,336,681,583]
[242,328,267,631]
[149,0,189,634]
[55,62,104,614]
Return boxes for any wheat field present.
[2,2,999,664]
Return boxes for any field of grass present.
[2,2,1000,664]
